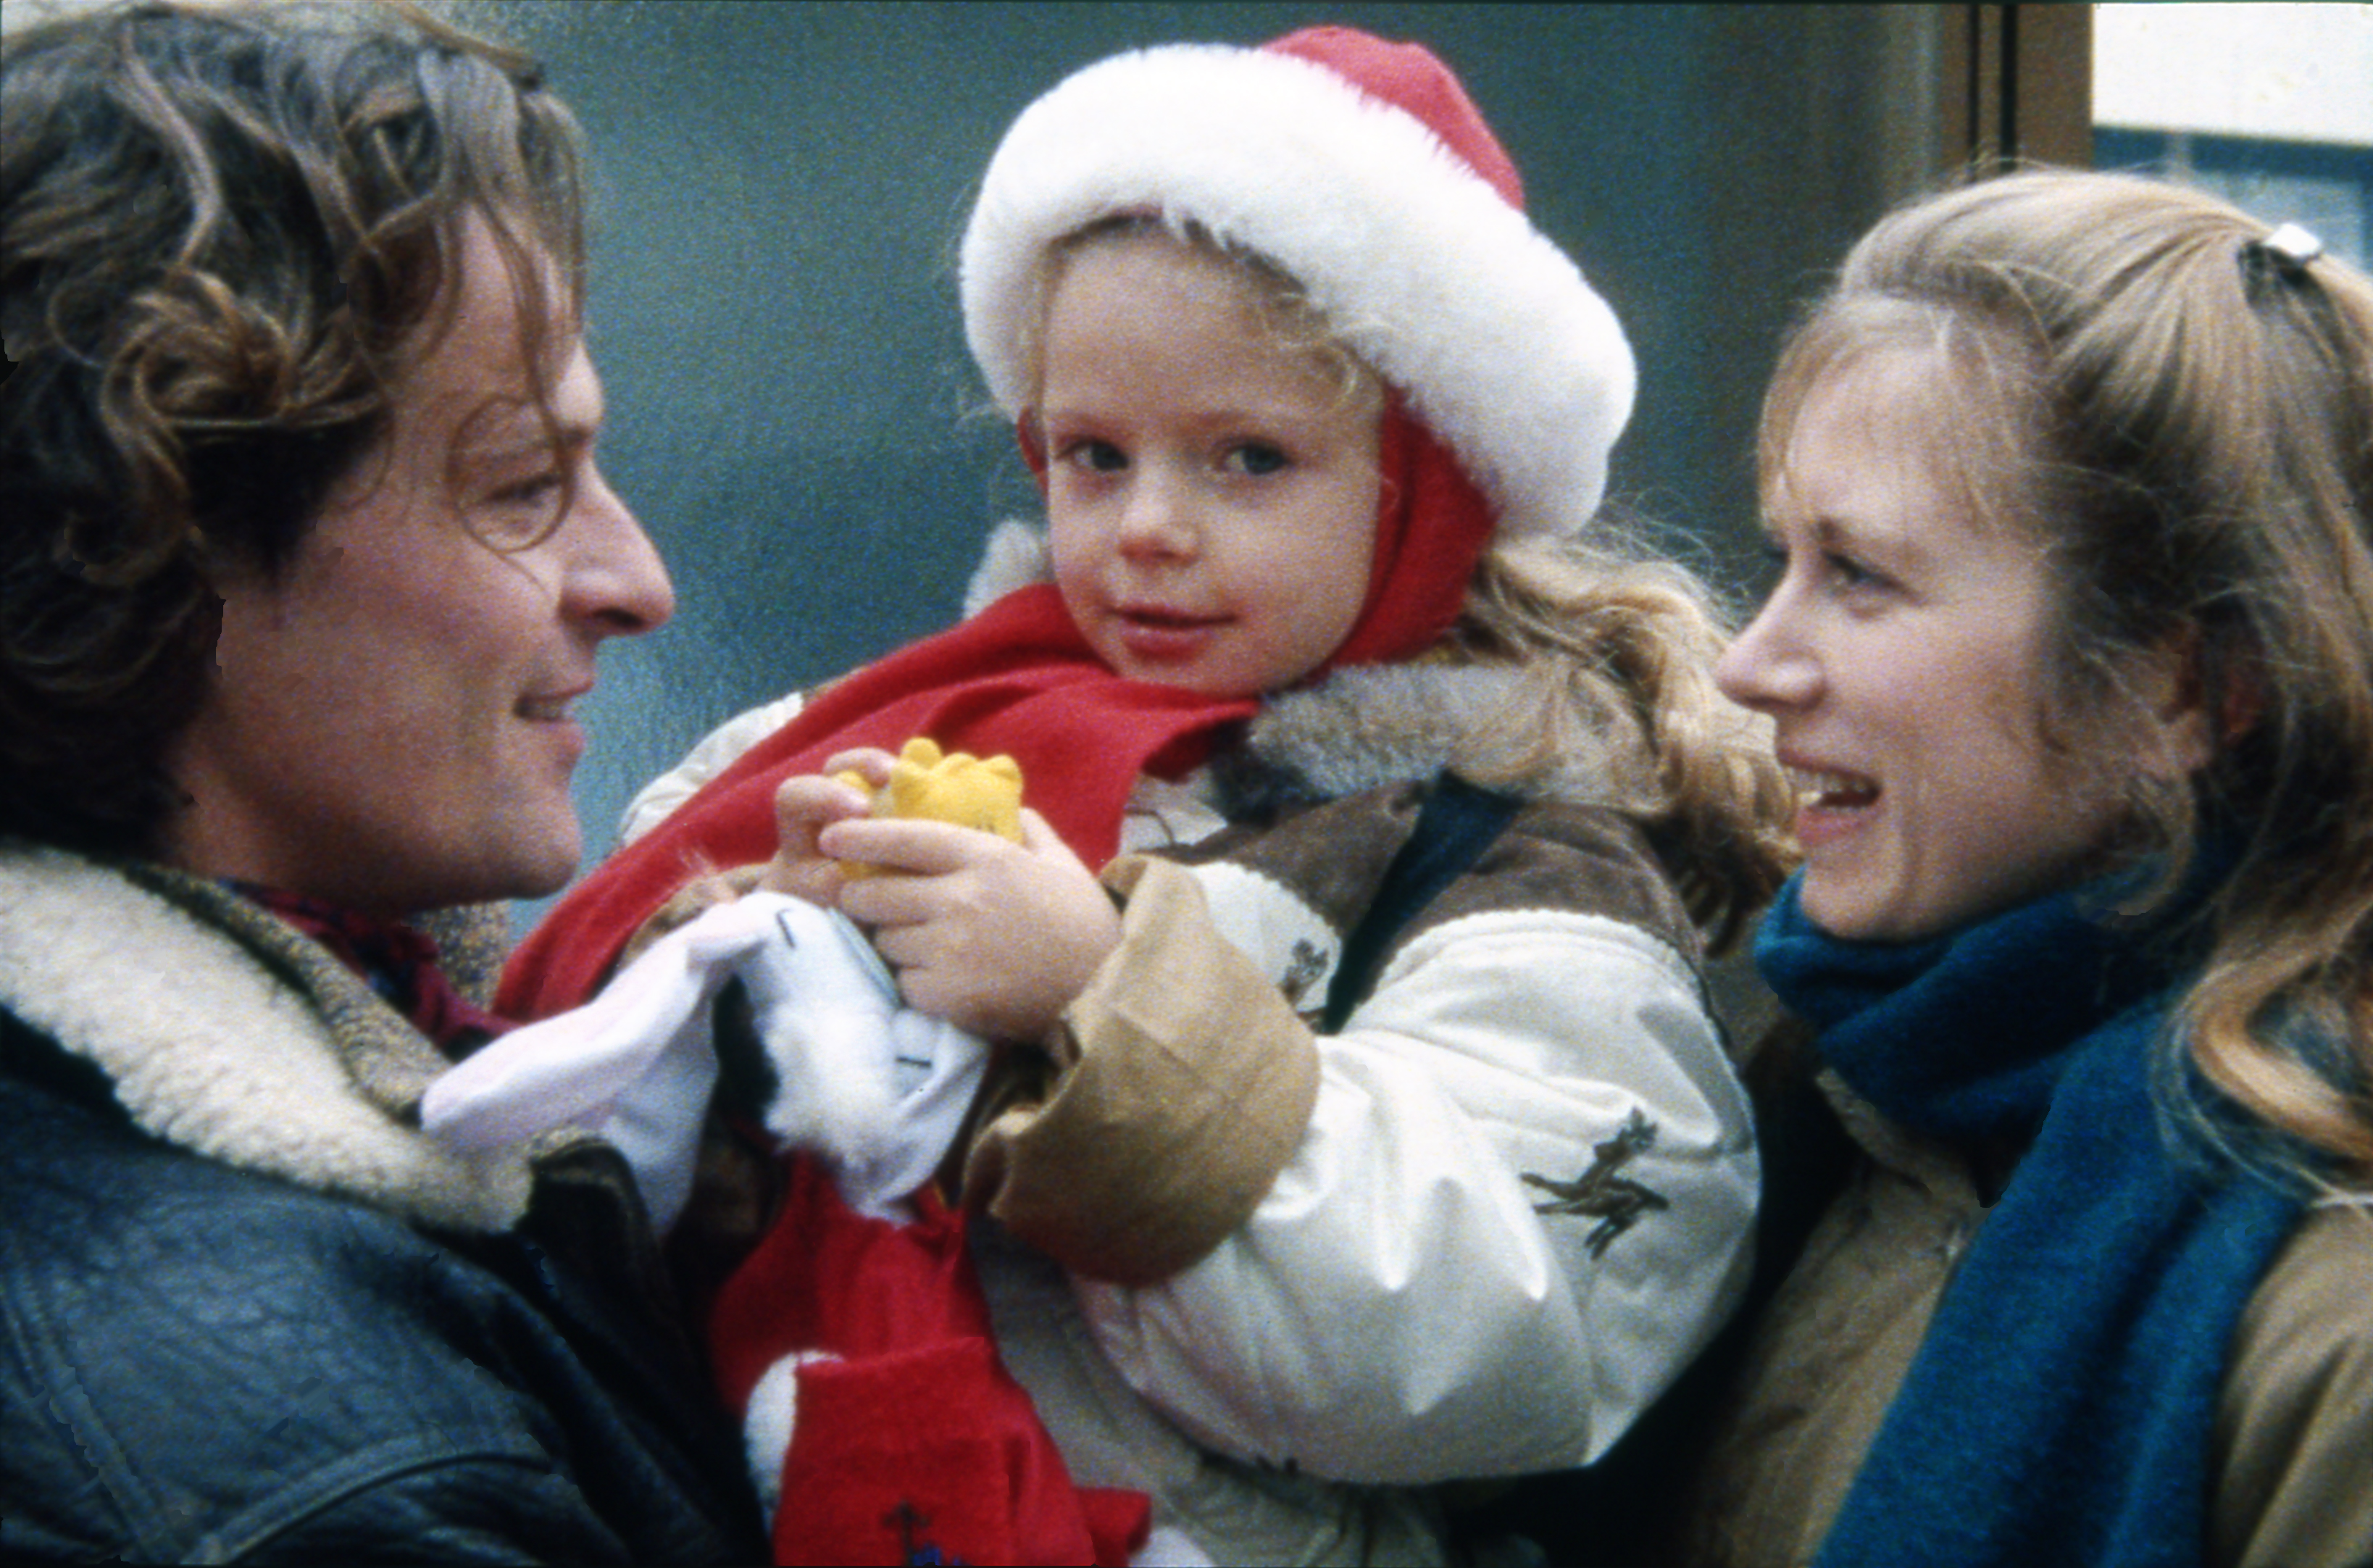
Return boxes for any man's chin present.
[505,840,584,904]
[439,821,583,911]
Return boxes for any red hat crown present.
[1262,27,1524,210]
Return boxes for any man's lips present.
[515,685,589,722]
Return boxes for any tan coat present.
[1663,1068,2373,1568]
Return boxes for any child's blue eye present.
[1225,442,1289,476]
[1063,439,1127,472]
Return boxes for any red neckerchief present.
[235,883,512,1056]
[497,399,1495,1025]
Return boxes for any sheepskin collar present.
[0,841,531,1233]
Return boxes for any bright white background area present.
[2095,3,2373,267]
[2095,3,2373,146]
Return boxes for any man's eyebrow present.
[451,397,598,459]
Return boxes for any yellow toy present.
[833,737,1025,877]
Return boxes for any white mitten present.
[733,896,902,1167]
[732,896,990,1220]
[422,892,988,1231]
[420,896,785,1229]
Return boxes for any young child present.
[503,25,1793,1566]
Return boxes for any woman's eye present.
[1824,551,1880,590]
[1222,442,1289,476]
[1763,536,1890,599]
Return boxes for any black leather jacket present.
[1,1015,764,1564]
[0,839,768,1566]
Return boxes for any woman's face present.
[1716,348,2144,942]
[164,219,674,916]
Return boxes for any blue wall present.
[461,3,1912,919]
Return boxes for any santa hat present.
[959,25,1636,541]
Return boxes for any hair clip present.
[2243,222,2324,285]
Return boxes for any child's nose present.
[1117,469,1197,558]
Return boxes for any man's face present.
[165,219,673,914]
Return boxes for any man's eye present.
[491,473,563,506]
[1223,443,1288,476]
[467,471,569,551]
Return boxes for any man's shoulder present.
[3,1055,538,1532]
[2,1048,759,1563]
[1,1054,557,1446]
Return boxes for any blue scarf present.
[1756,875,2303,1568]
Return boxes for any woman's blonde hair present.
[1771,169,2373,1177]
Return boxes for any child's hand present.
[822,808,1120,1042]
[759,748,893,907]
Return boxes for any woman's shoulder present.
[2211,1197,2373,1568]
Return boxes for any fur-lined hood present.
[0,841,531,1233]
[964,519,1659,815]
[1240,659,1654,812]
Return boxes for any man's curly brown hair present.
[1,0,588,858]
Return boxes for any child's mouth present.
[1114,606,1226,659]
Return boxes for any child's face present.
[1038,235,1380,698]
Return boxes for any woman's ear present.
[2130,629,2221,783]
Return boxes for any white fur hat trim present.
[960,41,1636,539]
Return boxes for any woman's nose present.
[1715,597,1818,713]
